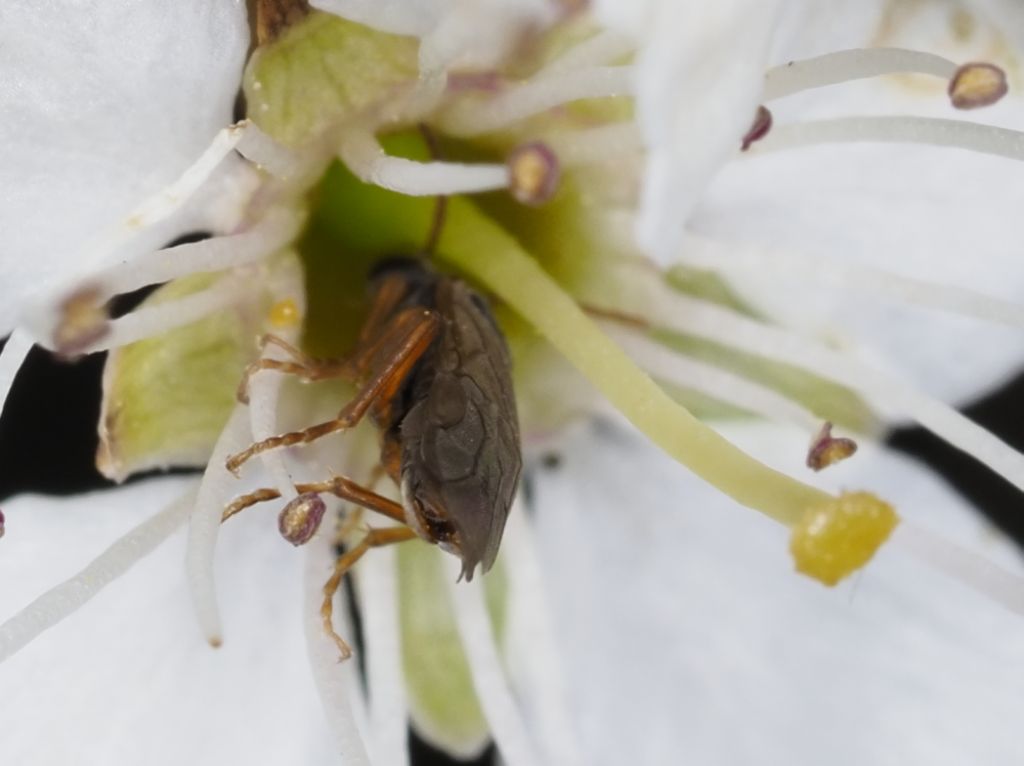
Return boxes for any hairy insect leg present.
[236,333,353,404]
[225,309,440,474]
[322,525,418,660]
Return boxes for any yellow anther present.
[790,491,899,586]
[269,298,300,328]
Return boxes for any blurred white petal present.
[532,420,1024,766]
[0,478,334,765]
[0,0,248,335]
[595,0,781,264]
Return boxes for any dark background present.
[1,338,1022,765]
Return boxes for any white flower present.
[2,1,1024,765]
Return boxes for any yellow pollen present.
[790,491,899,586]
[269,298,300,328]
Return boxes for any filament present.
[501,507,583,766]
[91,208,302,299]
[0,329,33,424]
[185,406,254,647]
[595,264,1024,496]
[355,542,409,766]
[678,235,1024,328]
[603,322,822,432]
[0,485,196,663]
[339,129,509,195]
[447,570,544,766]
[304,526,372,765]
[754,116,1024,162]
[764,48,956,101]
[440,66,635,137]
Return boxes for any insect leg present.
[321,525,418,660]
[225,309,441,474]
[235,333,353,404]
[221,473,410,525]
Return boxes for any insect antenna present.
[417,123,449,258]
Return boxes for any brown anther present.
[741,105,773,151]
[253,0,311,46]
[0,509,5,539]
[507,141,560,206]
[278,492,327,546]
[806,422,858,472]
[53,286,110,357]
[948,62,1008,110]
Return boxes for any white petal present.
[531,420,1024,766]
[603,0,781,264]
[0,0,248,335]
[0,479,334,765]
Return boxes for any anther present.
[0,509,5,539]
[507,141,561,205]
[806,422,858,472]
[278,492,326,546]
[269,297,300,328]
[948,62,1008,110]
[53,286,110,357]
[741,105,773,151]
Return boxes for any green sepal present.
[97,273,265,481]
[244,12,418,146]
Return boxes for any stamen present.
[126,122,254,229]
[600,322,821,432]
[247,263,307,499]
[546,122,642,166]
[234,120,310,180]
[439,66,635,137]
[354,542,408,766]
[678,235,1024,328]
[90,208,302,299]
[763,48,957,101]
[78,277,247,354]
[278,493,327,546]
[741,105,772,151]
[806,422,858,472]
[304,524,372,764]
[891,520,1024,616]
[447,571,544,766]
[185,406,254,648]
[753,116,1024,163]
[501,507,583,766]
[537,30,633,76]
[0,330,34,424]
[507,142,561,205]
[593,264,1024,498]
[0,485,196,663]
[52,286,110,356]
[948,62,1008,110]
[0,509,5,539]
[339,129,509,195]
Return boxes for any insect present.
[220,206,522,658]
